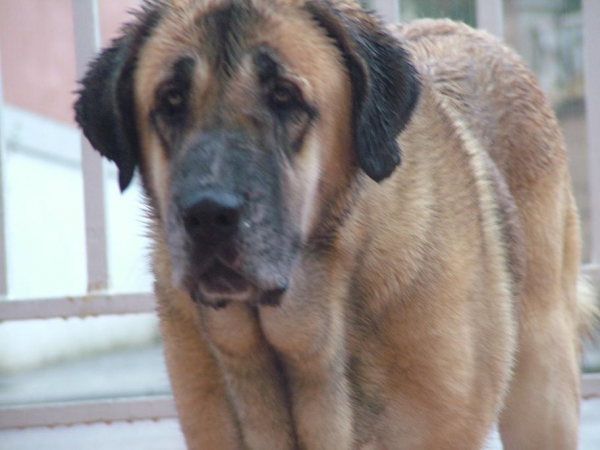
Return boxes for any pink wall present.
[0,0,141,124]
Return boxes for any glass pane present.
[504,0,590,263]
[504,1,598,371]
[399,0,476,26]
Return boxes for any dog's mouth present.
[198,260,256,300]
[186,259,287,308]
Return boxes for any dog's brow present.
[254,48,281,82]
[169,56,196,86]
[196,2,260,76]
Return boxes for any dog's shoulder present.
[390,19,567,186]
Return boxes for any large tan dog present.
[75,0,596,448]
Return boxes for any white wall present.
[0,104,158,371]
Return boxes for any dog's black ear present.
[74,7,161,191]
[306,1,420,182]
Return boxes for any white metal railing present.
[373,0,399,23]
[0,0,598,432]
[475,0,503,38]
[73,0,110,294]
[0,396,176,430]
[583,0,600,268]
[0,51,7,298]
[0,293,156,321]
[0,0,156,319]
[0,0,162,431]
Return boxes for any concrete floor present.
[1,400,599,449]
[1,344,599,449]
[0,344,171,406]
[0,420,187,450]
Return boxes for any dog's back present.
[395,19,595,447]
[395,19,567,189]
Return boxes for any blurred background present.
[0,0,166,406]
[0,0,598,448]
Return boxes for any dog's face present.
[135,1,355,306]
[75,0,419,307]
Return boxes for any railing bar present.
[582,264,600,275]
[72,0,109,292]
[0,374,597,430]
[476,0,504,39]
[582,373,600,399]
[0,293,155,321]
[373,0,399,23]
[0,51,8,296]
[0,396,176,430]
[583,0,600,266]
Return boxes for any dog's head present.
[74,0,420,307]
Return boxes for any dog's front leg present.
[259,272,353,450]
[200,302,297,450]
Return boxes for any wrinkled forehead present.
[149,0,265,74]
[134,0,347,113]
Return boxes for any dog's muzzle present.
[175,187,286,307]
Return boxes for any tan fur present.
[392,20,597,448]
[119,3,593,449]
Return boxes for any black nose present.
[181,190,242,240]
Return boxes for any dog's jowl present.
[75,1,596,449]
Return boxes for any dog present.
[74,0,597,448]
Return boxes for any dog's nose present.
[181,190,242,241]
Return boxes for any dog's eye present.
[272,86,293,106]
[159,87,186,115]
[166,90,184,107]
[269,81,301,111]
